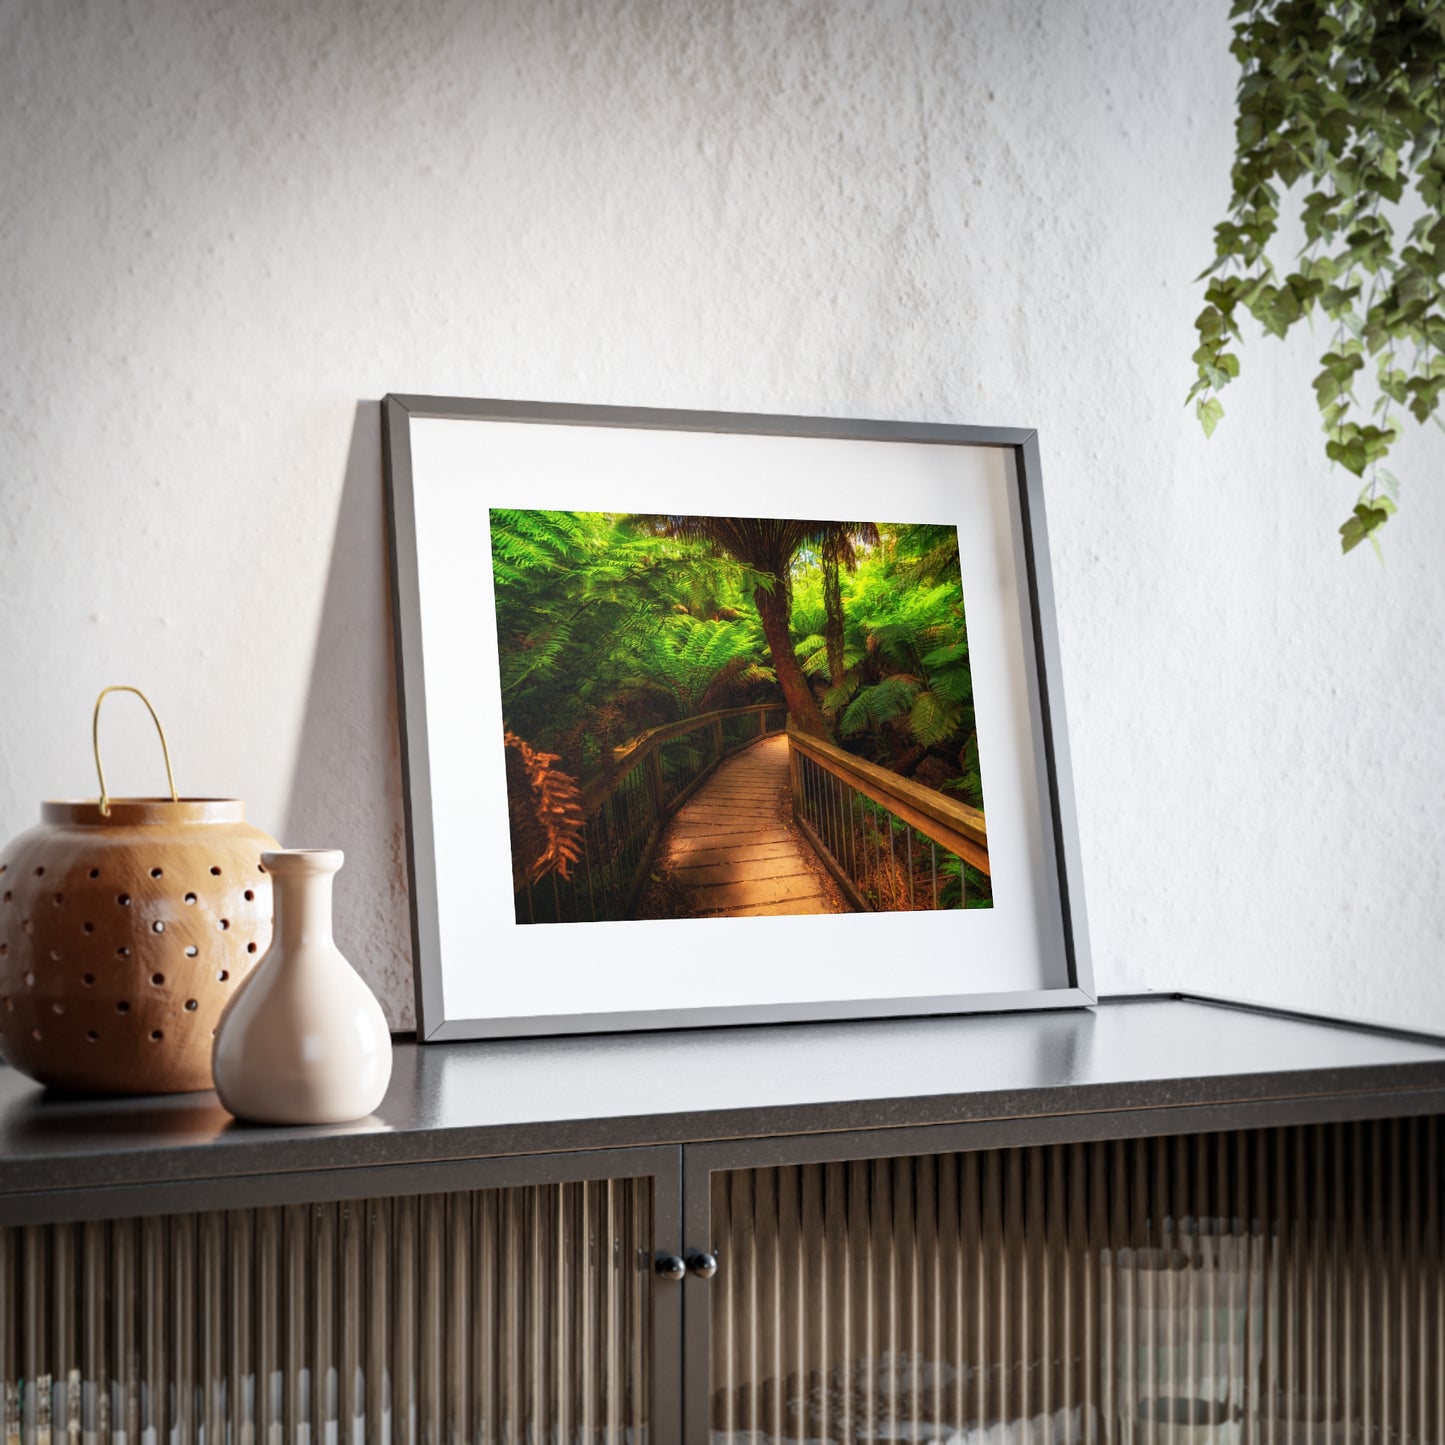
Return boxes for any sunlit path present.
[638,733,849,919]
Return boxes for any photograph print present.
[494,510,992,926]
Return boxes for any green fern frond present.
[921,638,969,670]
[925,664,973,705]
[822,675,861,714]
[795,635,831,677]
[909,689,964,747]
[840,675,920,735]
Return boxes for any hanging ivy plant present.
[1189,0,1445,553]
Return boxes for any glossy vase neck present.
[263,850,341,953]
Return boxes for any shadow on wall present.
[284,401,413,1031]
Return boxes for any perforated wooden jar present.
[0,799,279,1095]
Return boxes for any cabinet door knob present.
[687,1251,718,1279]
[655,1254,686,1282]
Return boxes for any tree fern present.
[624,614,772,719]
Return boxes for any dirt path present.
[636,733,849,919]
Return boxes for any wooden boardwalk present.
[641,733,848,919]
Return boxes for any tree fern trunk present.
[823,554,846,689]
[756,582,829,738]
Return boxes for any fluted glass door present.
[0,1152,679,1445]
[698,1118,1443,1444]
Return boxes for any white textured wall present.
[2,0,1442,1034]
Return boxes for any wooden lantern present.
[0,689,279,1095]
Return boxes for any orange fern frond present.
[503,731,586,889]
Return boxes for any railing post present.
[712,717,725,759]
[646,748,665,815]
[755,706,765,737]
[788,734,802,811]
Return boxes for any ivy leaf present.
[1339,513,1368,554]
[1188,0,1445,550]
[1339,500,1394,554]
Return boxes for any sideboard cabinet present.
[3,995,1443,1444]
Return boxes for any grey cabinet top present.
[2,994,1443,1199]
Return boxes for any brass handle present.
[93,686,180,817]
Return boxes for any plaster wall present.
[2,0,1442,1034]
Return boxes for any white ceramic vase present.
[212,849,392,1125]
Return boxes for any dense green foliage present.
[1190,0,1445,552]
[792,524,983,802]
[634,514,881,739]
[489,508,773,777]
[489,510,985,810]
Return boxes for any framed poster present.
[382,396,1093,1040]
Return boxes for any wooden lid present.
[40,799,247,826]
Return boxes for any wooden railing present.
[787,727,990,912]
[515,702,787,924]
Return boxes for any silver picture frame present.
[382,395,1094,1040]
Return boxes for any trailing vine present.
[1189,0,1445,552]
